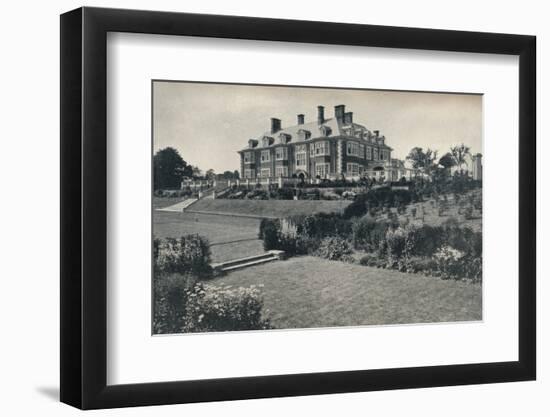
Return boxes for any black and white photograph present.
[152,81,483,335]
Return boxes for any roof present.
[239,117,392,151]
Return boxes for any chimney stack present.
[270,118,282,134]
[344,112,353,124]
[335,104,346,122]
[297,114,305,125]
[317,106,325,124]
[373,130,380,138]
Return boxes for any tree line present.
[405,143,474,179]
[153,147,239,190]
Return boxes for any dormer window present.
[319,125,332,136]
[297,129,311,140]
[262,136,274,147]
[278,133,291,144]
[248,139,258,149]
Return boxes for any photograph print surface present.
[152,81,483,335]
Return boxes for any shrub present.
[154,235,212,278]
[384,227,408,266]
[343,188,414,219]
[259,219,280,251]
[154,278,273,334]
[153,273,197,334]
[183,283,272,332]
[352,216,392,252]
[275,187,294,200]
[432,245,482,283]
[314,236,354,262]
[359,253,386,268]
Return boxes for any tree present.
[438,152,456,170]
[406,147,438,177]
[233,170,240,180]
[450,143,471,171]
[191,166,202,179]
[205,169,216,181]
[153,147,187,190]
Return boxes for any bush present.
[183,283,272,332]
[259,219,280,250]
[359,252,386,268]
[434,246,482,283]
[154,235,212,278]
[275,187,294,200]
[153,273,197,334]
[352,216,394,252]
[343,188,415,219]
[314,236,354,262]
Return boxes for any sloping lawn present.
[213,256,481,329]
[188,199,351,218]
[154,211,265,262]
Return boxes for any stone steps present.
[156,198,198,212]
[212,250,285,273]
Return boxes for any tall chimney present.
[317,106,325,124]
[344,112,353,124]
[270,118,281,134]
[297,114,305,125]
[335,104,346,122]
[373,130,380,138]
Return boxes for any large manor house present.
[238,104,405,182]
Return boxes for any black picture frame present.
[60,6,536,410]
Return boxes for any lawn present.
[154,211,264,262]
[153,196,187,209]
[187,198,351,218]
[213,256,482,329]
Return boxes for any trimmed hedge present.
[154,234,212,279]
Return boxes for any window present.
[260,168,271,178]
[366,146,372,160]
[244,169,255,179]
[297,129,311,140]
[373,148,379,161]
[275,166,288,177]
[359,144,365,159]
[275,147,288,161]
[309,144,315,157]
[346,141,360,156]
[380,149,389,161]
[314,141,330,156]
[346,163,360,176]
[261,150,270,162]
[296,146,307,168]
[315,163,330,178]
[244,152,255,163]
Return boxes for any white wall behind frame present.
[107,32,518,385]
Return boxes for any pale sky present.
[153,81,482,173]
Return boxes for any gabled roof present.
[239,117,392,151]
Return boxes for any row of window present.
[243,142,389,164]
[243,163,366,179]
[347,141,389,161]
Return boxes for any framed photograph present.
[60,7,536,409]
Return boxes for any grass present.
[154,211,264,262]
[187,198,351,218]
[213,256,482,329]
[153,196,187,209]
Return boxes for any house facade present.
[237,105,396,182]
